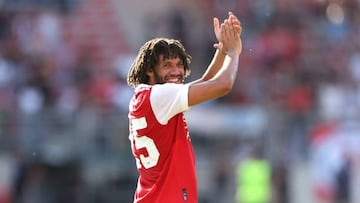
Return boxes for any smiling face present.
[127,38,192,88]
[147,55,185,85]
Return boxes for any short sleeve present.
[150,83,190,125]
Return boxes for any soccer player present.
[127,12,243,203]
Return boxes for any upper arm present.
[150,84,190,124]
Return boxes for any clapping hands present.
[213,12,242,56]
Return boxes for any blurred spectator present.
[235,147,271,203]
[272,160,289,203]
[335,154,352,203]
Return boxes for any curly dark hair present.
[127,38,192,88]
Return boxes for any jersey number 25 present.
[130,117,160,169]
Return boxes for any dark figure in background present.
[335,156,352,203]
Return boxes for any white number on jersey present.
[130,117,160,169]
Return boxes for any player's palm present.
[220,17,242,56]
[213,12,242,51]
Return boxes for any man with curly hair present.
[127,12,242,203]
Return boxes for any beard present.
[154,71,166,84]
[154,71,184,84]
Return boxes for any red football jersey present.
[128,84,197,203]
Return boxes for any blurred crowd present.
[0,0,360,203]
[0,1,135,203]
[201,1,360,203]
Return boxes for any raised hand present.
[228,12,242,35]
[219,19,242,57]
[213,12,242,55]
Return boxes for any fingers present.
[222,19,235,39]
[227,11,241,36]
[212,11,242,54]
[221,19,235,45]
[213,42,223,50]
[220,21,226,41]
[213,17,220,34]
[228,11,240,26]
[233,24,242,35]
[226,20,233,38]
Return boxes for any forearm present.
[201,49,226,81]
[187,53,240,106]
[212,53,240,89]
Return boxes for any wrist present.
[226,51,241,58]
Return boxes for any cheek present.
[156,69,167,78]
[178,68,186,77]
[154,70,167,82]
[173,66,185,74]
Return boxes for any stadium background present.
[0,0,359,202]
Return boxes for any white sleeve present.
[150,83,190,125]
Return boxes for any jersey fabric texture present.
[128,83,197,203]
